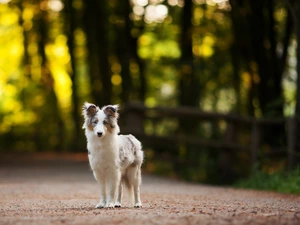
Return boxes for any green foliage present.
[235,167,300,195]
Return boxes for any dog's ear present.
[103,105,119,118]
[102,105,119,128]
[83,102,98,117]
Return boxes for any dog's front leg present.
[105,170,120,208]
[94,172,106,208]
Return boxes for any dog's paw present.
[134,203,142,208]
[95,203,105,208]
[114,203,122,208]
[105,203,115,208]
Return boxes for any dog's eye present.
[103,120,109,125]
[92,120,98,125]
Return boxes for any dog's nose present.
[97,132,103,137]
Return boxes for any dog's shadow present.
[81,206,143,211]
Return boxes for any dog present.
[82,102,143,208]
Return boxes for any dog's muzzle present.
[97,132,103,137]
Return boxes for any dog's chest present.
[88,143,119,171]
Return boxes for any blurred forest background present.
[1,0,300,185]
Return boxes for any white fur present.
[82,102,143,208]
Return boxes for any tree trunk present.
[37,8,64,151]
[178,0,199,107]
[84,0,112,105]
[65,0,82,151]
[249,0,284,117]
[114,1,146,103]
[229,0,256,116]
[114,0,132,104]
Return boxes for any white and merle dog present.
[82,102,143,208]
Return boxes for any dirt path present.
[0,153,299,225]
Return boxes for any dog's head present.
[82,102,119,137]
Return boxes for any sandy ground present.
[0,153,299,225]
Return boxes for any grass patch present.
[235,167,300,195]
